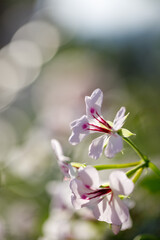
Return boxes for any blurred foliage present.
[133,234,159,240]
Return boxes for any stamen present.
[96,111,112,129]
[90,108,112,131]
[92,112,106,126]
[84,188,112,200]
[88,123,111,134]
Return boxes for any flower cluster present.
[51,88,160,235]
[70,166,134,234]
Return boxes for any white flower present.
[69,88,128,159]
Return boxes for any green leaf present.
[124,112,130,120]
[119,128,136,138]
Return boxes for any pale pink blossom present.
[69,88,128,159]
[70,166,134,234]
[51,139,77,179]
[47,180,73,210]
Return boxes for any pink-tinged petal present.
[92,193,130,227]
[85,88,103,119]
[69,115,90,145]
[89,135,107,160]
[68,164,77,178]
[112,224,121,235]
[113,116,127,131]
[51,139,70,162]
[59,162,70,178]
[109,196,129,226]
[78,166,100,189]
[113,107,126,125]
[92,197,112,223]
[71,193,101,210]
[113,107,127,131]
[109,171,134,196]
[70,178,90,209]
[121,215,132,231]
[51,139,71,178]
[104,134,123,158]
[114,107,126,121]
[70,176,101,209]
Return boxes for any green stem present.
[132,168,143,183]
[149,162,160,177]
[94,161,141,171]
[71,162,86,168]
[126,161,146,178]
[122,137,160,177]
[122,137,145,160]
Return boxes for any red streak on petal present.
[96,111,112,129]
[90,110,112,132]
[88,123,111,134]
[109,192,113,204]
[85,188,112,200]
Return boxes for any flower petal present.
[92,192,130,227]
[108,196,129,226]
[113,196,129,223]
[69,115,90,145]
[89,135,107,160]
[85,88,103,119]
[112,224,121,235]
[58,162,70,178]
[92,197,112,223]
[104,134,123,158]
[68,164,77,178]
[109,171,134,196]
[113,107,127,131]
[51,139,70,162]
[70,178,90,209]
[121,215,132,231]
[78,166,100,189]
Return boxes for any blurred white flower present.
[46,180,73,210]
[40,209,99,240]
[8,128,52,181]
[72,220,99,240]
[40,209,72,240]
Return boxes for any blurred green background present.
[0,0,160,239]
